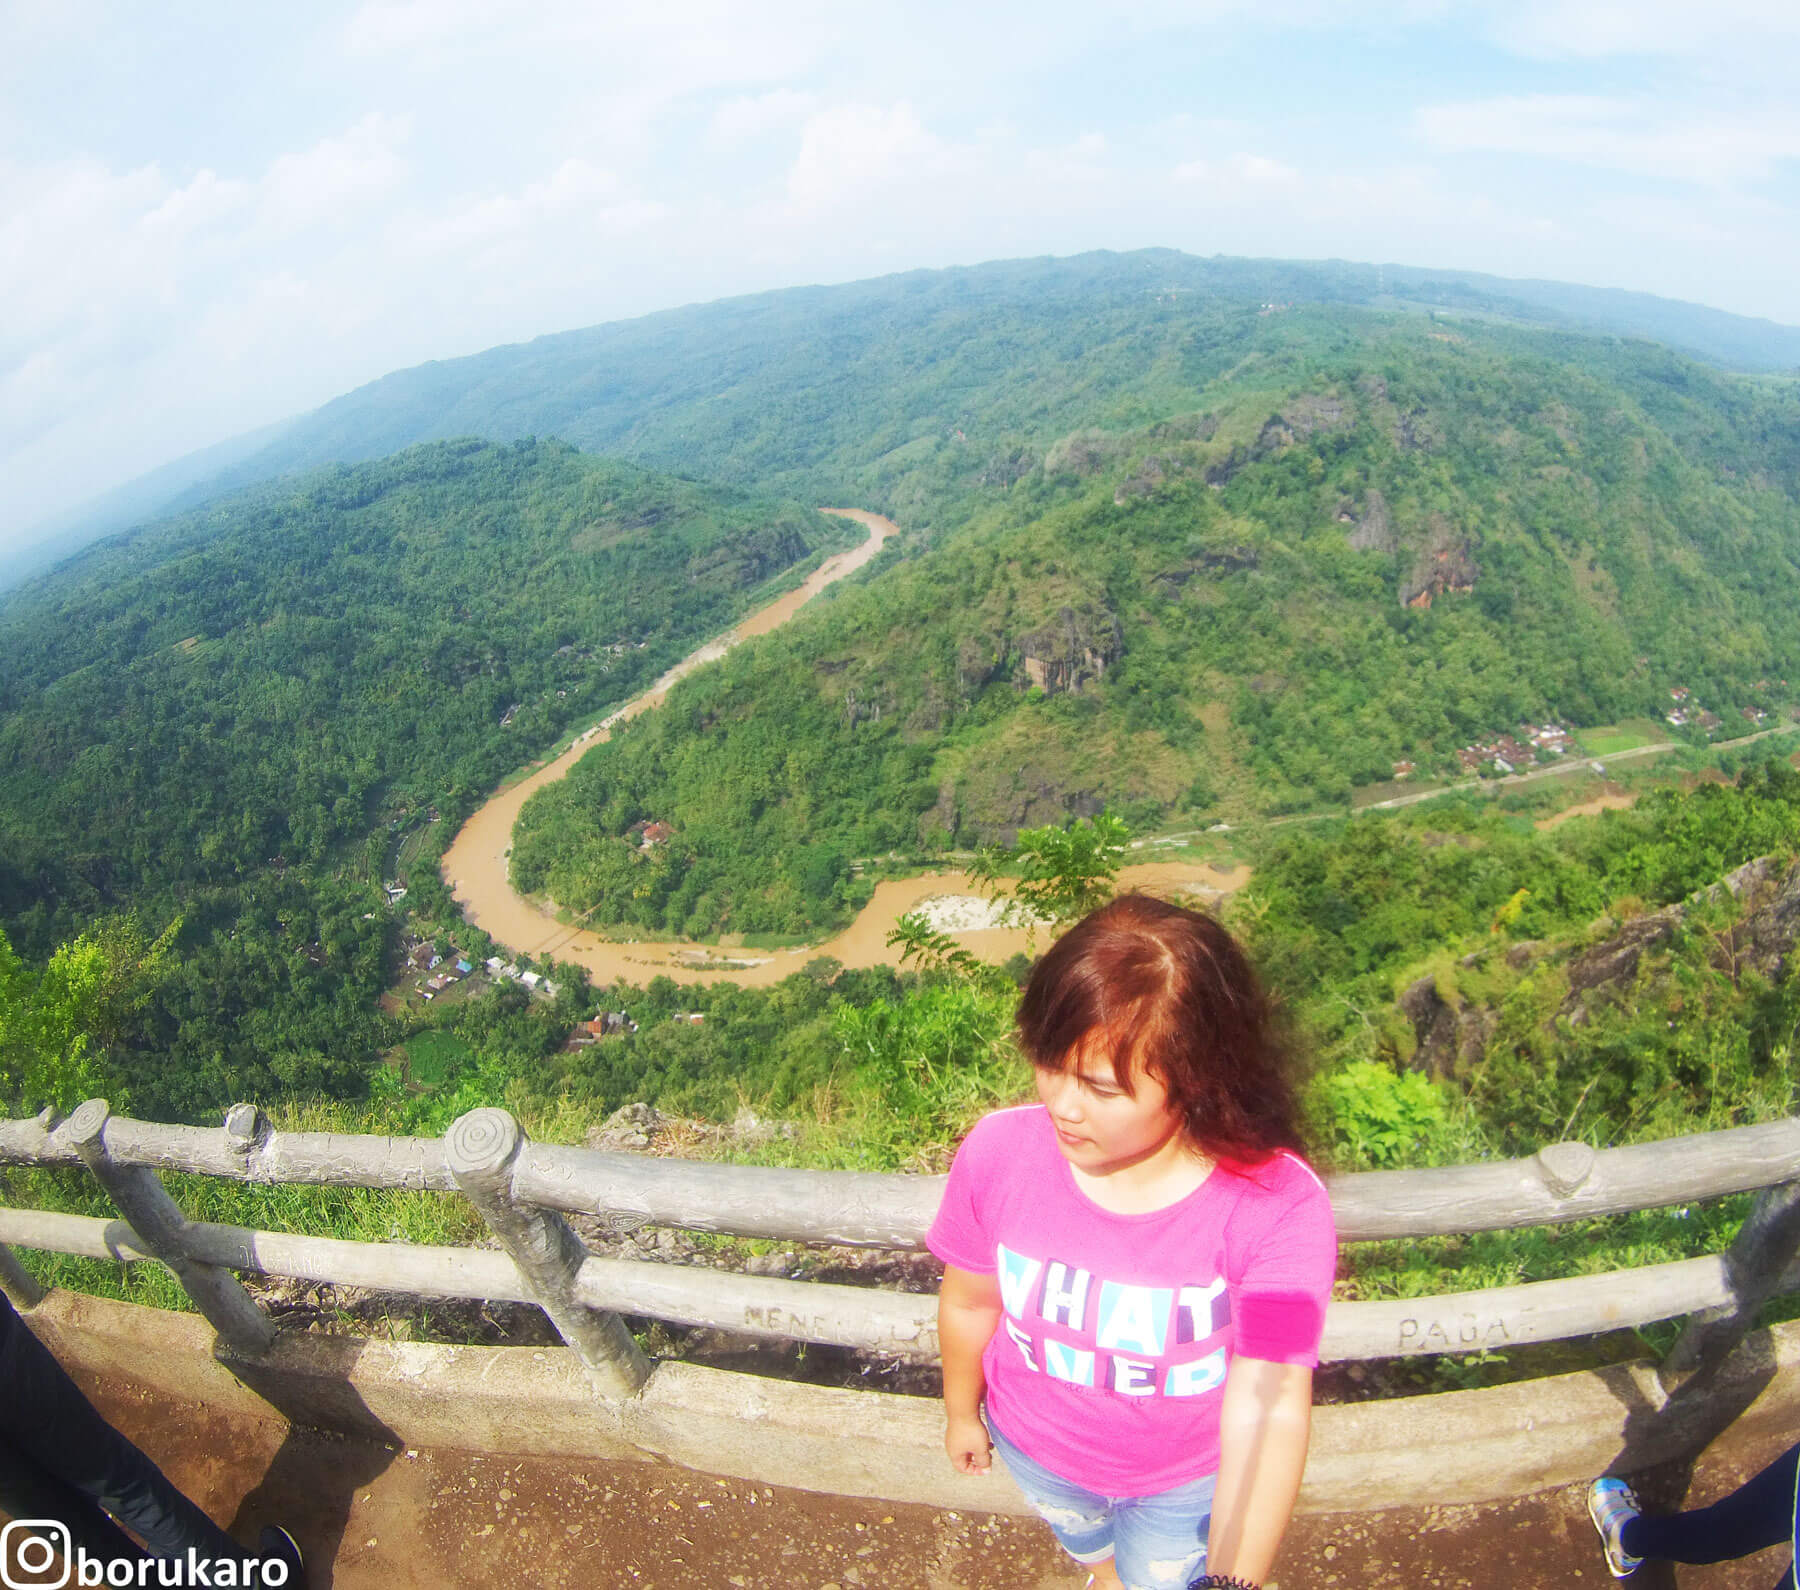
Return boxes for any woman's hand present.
[938,1264,1003,1475]
[945,1411,994,1474]
[1206,1357,1313,1583]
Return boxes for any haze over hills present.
[13,249,1800,595]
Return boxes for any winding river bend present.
[442,509,1247,987]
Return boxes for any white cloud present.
[343,0,515,55]
[8,3,1800,546]
[1478,0,1800,61]
[142,168,252,236]
[1171,152,1302,191]
[1024,132,1112,185]
[1418,94,1800,188]
[710,89,820,147]
[420,159,629,247]
[785,102,944,211]
[260,112,411,234]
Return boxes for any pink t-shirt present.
[928,1104,1336,1496]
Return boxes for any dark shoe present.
[256,1524,306,1589]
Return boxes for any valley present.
[5,255,1800,1338]
[443,506,1249,984]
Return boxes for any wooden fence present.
[3,1100,1799,1400]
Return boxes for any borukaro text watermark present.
[1,1521,288,1589]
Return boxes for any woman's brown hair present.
[1015,893,1305,1166]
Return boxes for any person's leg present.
[1622,1444,1800,1566]
[0,1294,242,1563]
[1109,1470,1216,1590]
[0,1436,149,1564]
[987,1417,1120,1583]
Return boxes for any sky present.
[5,0,1800,548]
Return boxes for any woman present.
[929,894,1335,1590]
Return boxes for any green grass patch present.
[1580,723,1656,756]
[401,1028,476,1089]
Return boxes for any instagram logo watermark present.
[1,1522,288,1588]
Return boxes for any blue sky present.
[5,0,1800,546]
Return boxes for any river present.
[441,509,1247,987]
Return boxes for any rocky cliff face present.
[1204,390,1352,488]
[1015,605,1124,695]
[1560,855,1800,1023]
[1399,513,1480,609]
[1344,488,1396,554]
[1393,855,1800,1079]
[1397,975,1494,1082]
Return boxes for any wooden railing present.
[3,1100,1800,1400]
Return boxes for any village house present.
[1671,686,1691,702]
[566,1012,638,1049]
[1392,760,1416,780]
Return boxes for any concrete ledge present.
[25,1291,1800,1514]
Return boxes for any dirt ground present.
[13,1370,1796,1590]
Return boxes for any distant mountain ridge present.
[13,249,1799,595]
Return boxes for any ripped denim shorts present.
[988,1414,1216,1590]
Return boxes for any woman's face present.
[1034,1030,1186,1176]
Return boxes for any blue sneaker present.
[1587,1476,1643,1578]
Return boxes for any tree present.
[0,919,176,1115]
[971,811,1132,931]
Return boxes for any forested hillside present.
[7,256,1800,1358]
[0,441,844,1115]
[69,251,1800,565]
[6,256,1800,1156]
[509,307,1800,937]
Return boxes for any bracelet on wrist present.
[1189,1576,1259,1589]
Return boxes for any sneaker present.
[256,1524,306,1590]
[1587,1476,1643,1578]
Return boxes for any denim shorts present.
[988,1415,1216,1590]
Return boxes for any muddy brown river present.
[441,509,1247,986]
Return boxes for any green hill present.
[8,258,1800,1127]
[0,439,846,942]
[0,442,847,1116]
[508,305,1800,937]
[32,250,1800,586]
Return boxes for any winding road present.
[440,509,1245,987]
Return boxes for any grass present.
[400,1028,476,1090]
[1579,718,1663,756]
[5,1011,1788,1396]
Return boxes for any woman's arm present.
[938,1263,1003,1474]
[1205,1356,1313,1584]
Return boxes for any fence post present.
[1659,1177,1800,1393]
[445,1107,650,1397]
[0,1244,44,1309]
[60,1099,273,1355]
